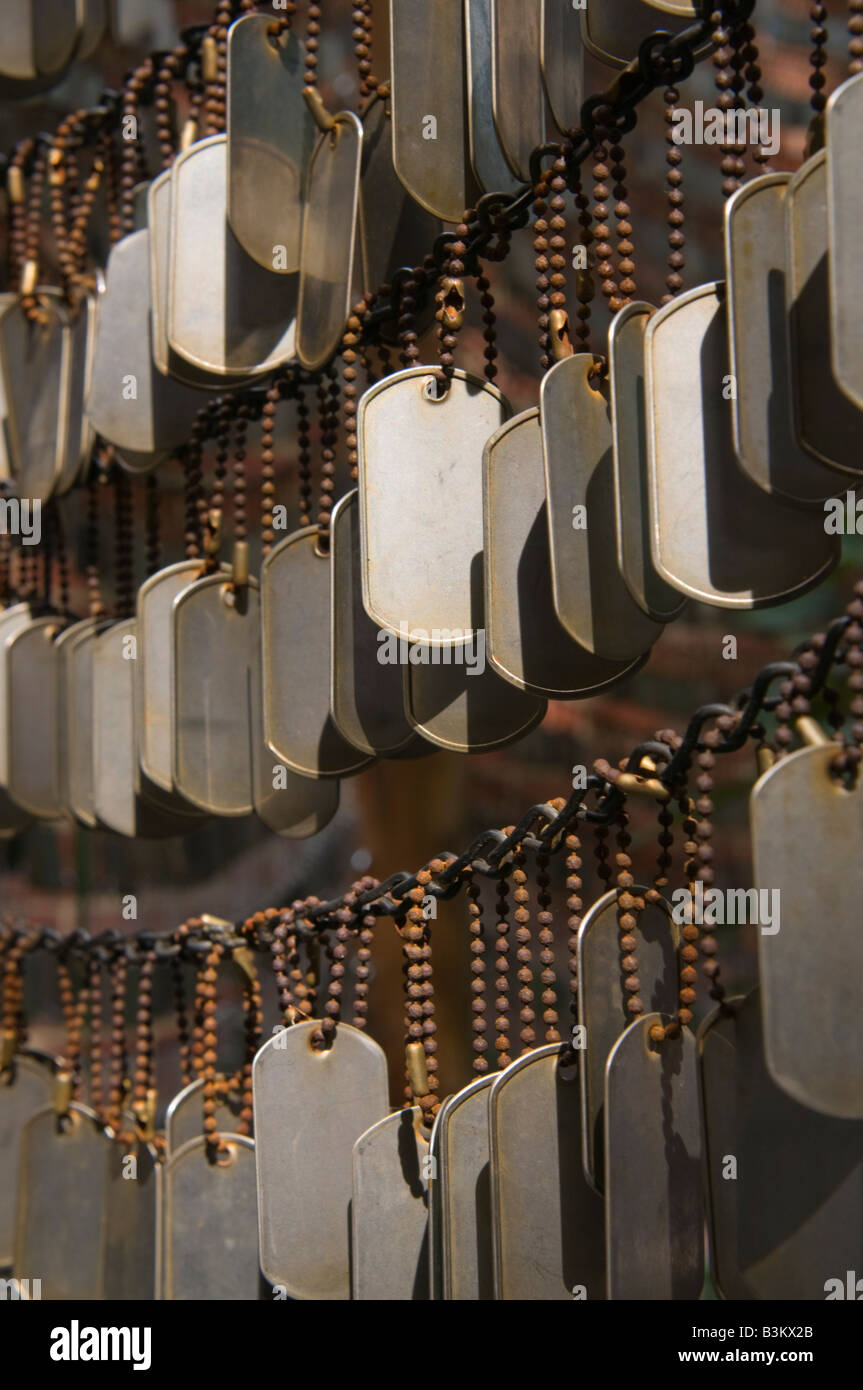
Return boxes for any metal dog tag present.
[57,616,105,827]
[297,112,363,372]
[605,1014,703,1299]
[752,742,863,1118]
[405,654,546,753]
[56,290,99,494]
[541,0,585,136]
[0,290,68,500]
[428,1074,495,1301]
[160,1134,260,1300]
[103,1137,159,1300]
[582,0,701,68]
[359,366,509,639]
[490,1044,605,1299]
[6,614,68,819]
[541,353,663,659]
[254,1019,389,1299]
[491,0,545,182]
[464,0,520,196]
[0,1052,55,1266]
[168,135,298,379]
[352,1106,430,1300]
[827,73,863,414]
[262,527,373,778]
[609,304,686,622]
[1,0,79,79]
[226,13,315,274]
[359,92,441,309]
[137,560,206,793]
[577,887,679,1192]
[0,604,36,792]
[645,282,839,606]
[164,1079,244,1157]
[390,0,473,222]
[484,407,647,697]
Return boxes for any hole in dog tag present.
[103,1137,159,1300]
[727,174,850,501]
[405,646,546,753]
[752,743,863,1118]
[352,1105,430,1300]
[609,304,686,622]
[577,887,679,1193]
[297,112,363,371]
[173,574,258,816]
[168,135,298,379]
[226,13,315,274]
[582,0,703,68]
[490,1043,605,1299]
[428,1074,494,1301]
[15,1103,112,1299]
[261,527,373,778]
[541,353,663,659]
[484,407,648,696]
[787,150,863,474]
[699,989,863,1299]
[331,490,423,757]
[491,0,546,183]
[164,1078,245,1157]
[160,1134,260,1300]
[359,366,510,640]
[541,0,585,136]
[6,614,68,819]
[645,283,839,606]
[605,1014,703,1299]
[0,290,68,502]
[254,1019,389,1299]
[0,1052,55,1266]
[57,615,106,828]
[464,0,521,196]
[827,74,863,415]
[389,0,474,222]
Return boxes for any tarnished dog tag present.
[389,0,473,222]
[297,112,362,372]
[541,353,662,659]
[787,149,863,473]
[727,174,847,501]
[699,990,863,1300]
[609,304,686,622]
[87,228,201,470]
[15,1102,111,1299]
[484,407,646,697]
[160,1134,260,1300]
[262,528,373,778]
[0,290,68,500]
[173,573,258,816]
[828,74,863,412]
[168,135,298,379]
[164,1079,244,1158]
[605,1014,703,1299]
[103,1138,159,1300]
[0,1053,55,1266]
[645,283,839,607]
[582,0,701,68]
[491,0,545,182]
[254,1020,389,1299]
[752,743,863,1118]
[405,655,546,753]
[331,490,422,757]
[577,887,678,1193]
[352,1106,430,1300]
[359,366,509,639]
[227,13,315,274]
[490,1044,605,1299]
[541,0,585,136]
[7,614,68,819]
[429,1074,495,1301]
[137,559,212,793]
[464,0,520,196]
[57,616,105,827]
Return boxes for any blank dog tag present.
[464,0,520,195]
[405,654,546,753]
[0,604,36,798]
[254,1020,389,1299]
[297,112,362,372]
[582,0,701,68]
[428,1074,494,1301]
[56,289,99,495]
[490,1044,605,1299]
[491,0,545,182]
[160,1134,260,1300]
[605,1015,703,1299]
[0,1053,55,1266]
[57,615,105,827]
[103,1137,159,1300]
[1,0,79,80]
[0,290,68,500]
[827,73,863,414]
[6,614,68,819]
[352,1106,430,1300]
[645,282,839,606]
[541,0,585,136]
[250,645,341,836]
[164,1079,244,1157]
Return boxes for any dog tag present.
[577,887,679,1193]
[352,1105,430,1300]
[57,616,105,827]
[1,0,79,80]
[15,1102,111,1299]
[164,1079,244,1157]
[484,407,647,697]
[160,1134,260,1300]
[645,282,839,606]
[359,92,441,306]
[582,0,700,68]
[297,112,362,371]
[727,174,847,501]
[490,1044,605,1299]
[168,135,298,379]
[173,573,258,816]
[254,1019,389,1299]
[541,0,585,136]
[359,366,509,639]
[491,0,545,183]
[605,1014,703,1299]
[609,304,686,622]
[76,0,107,60]
[0,604,38,831]
[827,73,863,414]
[699,990,863,1300]
[262,528,373,778]
[56,290,98,495]
[752,742,863,1118]
[541,353,663,659]
[406,654,546,753]
[227,14,315,274]
[465,1,520,195]
[428,1074,494,1301]
[249,644,341,835]
[6,614,68,819]
[0,290,68,501]
[0,1053,55,1266]
[103,1137,159,1300]
[389,0,473,222]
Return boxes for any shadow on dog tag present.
[582,0,703,68]
[103,1136,159,1300]
[57,615,107,828]
[827,73,863,415]
[428,1074,495,1301]
[0,1053,55,1266]
[0,290,68,501]
[164,1079,245,1158]
[490,0,545,182]
[352,1105,430,1300]
[160,1134,260,1300]
[297,112,362,372]
[0,603,38,831]
[541,0,585,136]
[137,560,207,793]
[464,0,520,196]
[7,613,68,819]
[405,650,546,753]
